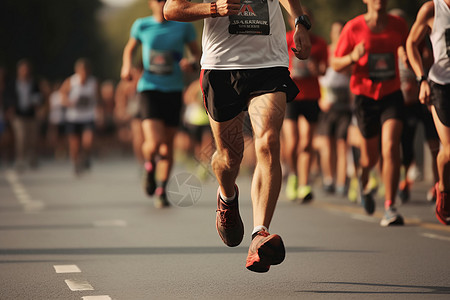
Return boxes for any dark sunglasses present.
[156,0,166,2]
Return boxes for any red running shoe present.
[435,182,450,225]
[216,186,244,247]
[246,230,285,273]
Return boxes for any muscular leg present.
[208,113,245,198]
[157,126,178,184]
[297,116,316,187]
[336,138,348,187]
[141,119,165,162]
[432,107,450,191]
[281,119,298,175]
[248,92,286,228]
[359,134,380,192]
[381,119,403,207]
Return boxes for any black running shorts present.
[354,90,404,139]
[430,81,450,127]
[200,67,299,122]
[285,100,321,123]
[138,90,182,127]
[317,109,352,140]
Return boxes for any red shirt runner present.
[334,15,408,100]
[287,31,328,101]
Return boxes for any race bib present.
[76,95,94,110]
[368,53,396,82]
[291,57,312,79]
[446,28,450,57]
[149,50,174,75]
[229,0,270,35]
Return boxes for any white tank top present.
[201,0,288,70]
[66,74,97,123]
[429,0,450,85]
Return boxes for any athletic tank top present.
[429,0,450,85]
[201,0,288,69]
[66,74,97,123]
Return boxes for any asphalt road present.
[1,158,449,300]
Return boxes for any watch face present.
[296,15,311,30]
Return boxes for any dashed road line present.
[421,233,450,242]
[54,265,81,273]
[4,170,45,212]
[82,296,112,300]
[65,279,94,291]
[93,219,127,227]
[312,201,450,233]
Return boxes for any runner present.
[388,9,440,204]
[7,59,43,172]
[164,0,311,272]
[60,58,99,176]
[332,0,408,226]
[120,0,200,208]
[283,10,328,203]
[317,20,352,197]
[406,0,450,225]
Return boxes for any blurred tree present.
[0,0,109,80]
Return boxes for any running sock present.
[385,199,393,210]
[252,225,268,240]
[219,190,236,203]
[144,161,154,172]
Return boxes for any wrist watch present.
[295,15,311,30]
[416,75,427,85]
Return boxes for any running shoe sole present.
[435,183,450,225]
[246,234,285,273]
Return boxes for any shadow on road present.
[298,281,450,295]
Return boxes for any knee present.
[212,148,243,171]
[255,132,280,160]
[382,140,400,161]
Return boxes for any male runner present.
[332,0,408,226]
[164,0,311,272]
[406,0,450,225]
[121,0,200,208]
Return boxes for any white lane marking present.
[82,296,112,300]
[421,233,450,242]
[93,219,127,227]
[65,279,94,291]
[4,170,45,212]
[54,265,81,273]
[351,214,379,223]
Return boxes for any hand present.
[179,58,197,73]
[350,41,365,63]
[120,65,132,81]
[216,0,241,17]
[291,25,311,60]
[419,80,431,105]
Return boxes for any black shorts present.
[430,81,450,127]
[354,90,404,138]
[66,121,95,135]
[139,90,182,127]
[285,100,321,123]
[403,102,439,141]
[317,109,352,140]
[200,67,299,122]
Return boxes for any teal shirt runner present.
[131,16,196,92]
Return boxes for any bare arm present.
[406,1,433,80]
[121,38,139,81]
[164,0,240,22]
[331,41,365,73]
[279,0,311,59]
[406,1,434,104]
[59,78,71,107]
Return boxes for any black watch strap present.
[295,15,311,31]
[417,75,427,85]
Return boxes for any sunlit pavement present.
[1,157,449,300]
